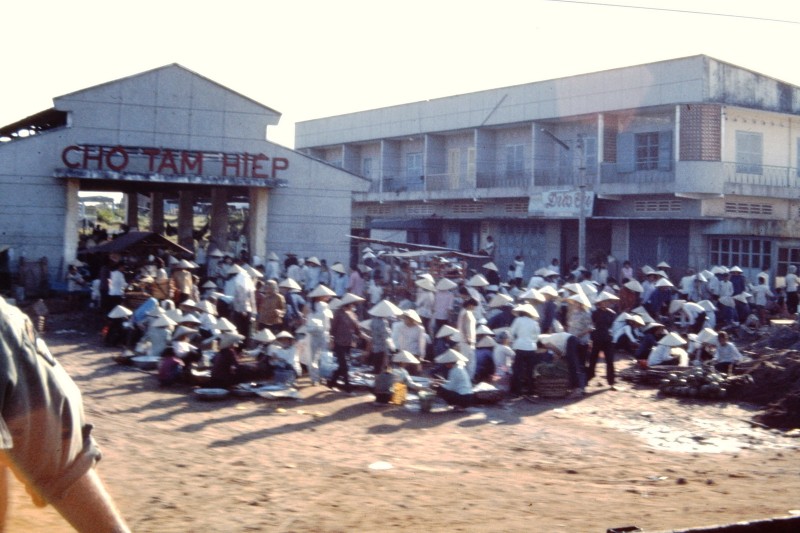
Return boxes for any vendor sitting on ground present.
[712,331,744,374]
[473,336,497,384]
[247,328,277,378]
[647,332,689,367]
[688,328,718,365]
[172,325,200,360]
[266,331,301,385]
[158,347,185,387]
[209,332,252,388]
[105,305,133,347]
[634,322,666,361]
[373,350,425,404]
[432,348,474,409]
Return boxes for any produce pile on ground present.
[657,366,747,400]
[621,324,800,430]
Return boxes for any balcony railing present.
[366,171,531,193]
[599,163,674,184]
[363,162,800,195]
[723,162,799,188]
[476,170,531,189]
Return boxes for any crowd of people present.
[94,244,797,408]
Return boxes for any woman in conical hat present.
[367,299,402,373]
[647,331,688,367]
[432,349,474,410]
[104,303,134,349]
[373,350,422,405]
[208,332,247,388]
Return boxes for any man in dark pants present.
[328,293,370,394]
[588,291,621,390]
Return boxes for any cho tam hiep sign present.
[57,144,289,187]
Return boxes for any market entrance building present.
[0,65,367,291]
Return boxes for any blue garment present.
[634,332,658,360]
[730,274,746,296]
[645,288,672,317]
[539,301,558,333]
[473,347,496,383]
[132,297,159,327]
[487,307,514,330]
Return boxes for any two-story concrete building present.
[295,55,800,283]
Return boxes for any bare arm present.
[48,468,130,533]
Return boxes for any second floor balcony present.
[368,170,533,194]
[357,161,800,200]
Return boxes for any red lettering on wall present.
[142,148,160,172]
[271,157,288,178]
[59,145,289,180]
[157,150,178,174]
[106,146,129,172]
[251,153,269,178]
[222,154,239,177]
[181,151,203,174]
[61,146,82,168]
[83,146,104,169]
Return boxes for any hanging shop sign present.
[528,189,595,217]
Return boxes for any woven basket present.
[124,291,152,310]
[535,376,570,398]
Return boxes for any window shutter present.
[658,131,673,171]
[617,132,635,172]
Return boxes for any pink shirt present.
[433,290,455,320]
[348,272,365,296]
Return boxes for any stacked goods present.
[534,361,570,398]
[658,366,749,400]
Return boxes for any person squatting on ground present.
[0,296,130,532]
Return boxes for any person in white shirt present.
[712,331,743,374]
[492,331,515,390]
[679,269,696,300]
[508,303,540,396]
[647,332,688,367]
[107,263,127,311]
[457,298,478,379]
[303,257,322,291]
[392,310,427,363]
[785,265,798,316]
[680,301,707,333]
[433,349,474,409]
[265,252,281,281]
[513,256,525,288]
[414,278,436,336]
[749,275,774,325]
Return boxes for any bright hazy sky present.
[2,0,799,150]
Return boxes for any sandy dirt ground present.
[6,318,800,533]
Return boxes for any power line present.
[543,0,800,25]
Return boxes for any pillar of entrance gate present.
[209,188,229,255]
[62,178,80,271]
[150,192,164,234]
[125,192,138,230]
[177,190,195,252]
[248,187,268,264]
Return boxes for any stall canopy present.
[81,231,192,257]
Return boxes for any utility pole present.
[576,134,586,270]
